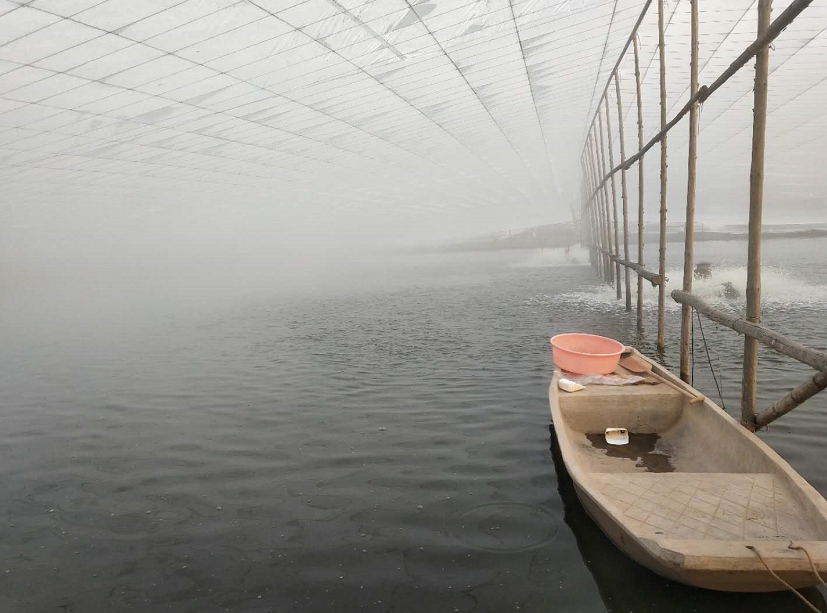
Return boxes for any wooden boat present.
[549,350,827,592]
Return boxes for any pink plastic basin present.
[550,333,624,375]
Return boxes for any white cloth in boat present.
[562,371,645,386]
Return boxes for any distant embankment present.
[441,222,580,252]
[647,227,827,245]
[438,223,827,252]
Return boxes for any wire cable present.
[696,308,725,409]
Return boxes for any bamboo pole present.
[585,157,598,272]
[633,35,645,329]
[581,0,655,156]
[755,370,827,429]
[588,134,609,281]
[741,0,772,431]
[657,0,668,350]
[580,155,591,268]
[589,135,605,280]
[589,135,603,279]
[680,0,700,383]
[671,291,827,371]
[582,145,598,270]
[614,72,632,312]
[597,107,615,284]
[598,147,613,282]
[604,97,623,300]
[590,0,813,195]
[613,257,662,286]
[583,149,593,260]
[584,166,596,270]
[588,202,598,270]
[586,135,604,280]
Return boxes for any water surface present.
[2,240,827,612]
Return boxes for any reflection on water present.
[551,426,827,612]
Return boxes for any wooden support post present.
[583,152,592,259]
[584,144,593,253]
[604,97,622,300]
[586,135,605,280]
[580,155,592,268]
[614,72,632,312]
[741,0,772,431]
[599,0,813,180]
[633,35,645,329]
[754,370,827,429]
[657,0,668,351]
[584,168,596,269]
[585,156,598,272]
[588,134,609,282]
[671,290,827,371]
[680,0,700,383]
[597,107,615,285]
[588,135,605,280]
[613,257,663,286]
[598,150,613,282]
[579,0,654,161]
[588,202,597,270]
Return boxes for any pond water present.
[2,238,826,612]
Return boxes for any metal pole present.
[615,72,632,312]
[680,0,700,382]
[633,35,645,329]
[657,0,668,351]
[604,96,623,300]
[741,0,772,431]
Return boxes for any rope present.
[696,309,726,409]
[789,543,827,591]
[691,305,695,386]
[745,545,821,612]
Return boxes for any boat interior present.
[553,371,827,546]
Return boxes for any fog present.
[1,0,826,293]
[5,3,827,611]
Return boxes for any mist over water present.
[2,237,827,612]
[2,0,827,608]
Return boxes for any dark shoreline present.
[433,228,827,253]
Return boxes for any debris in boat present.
[604,428,629,446]
[558,378,585,393]
[585,433,675,473]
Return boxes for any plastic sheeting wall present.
[0,0,825,245]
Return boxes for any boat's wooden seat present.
[590,472,817,541]
[559,383,684,434]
